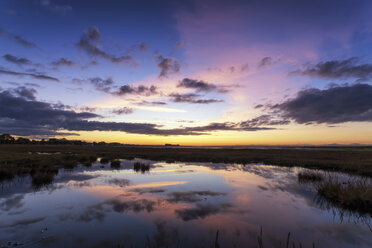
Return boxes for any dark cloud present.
[169,93,223,104]
[115,84,157,96]
[175,203,232,221]
[254,104,264,109]
[177,78,217,92]
[51,58,76,67]
[87,76,158,96]
[136,100,167,106]
[0,27,36,48]
[271,84,372,124]
[177,78,230,93]
[258,57,273,68]
[0,90,100,136]
[112,107,134,115]
[79,106,97,112]
[0,90,281,136]
[12,86,37,100]
[3,54,31,65]
[0,68,59,82]
[77,26,135,65]
[239,114,290,127]
[89,77,114,93]
[155,55,181,77]
[292,58,372,81]
[167,190,226,203]
[178,120,276,133]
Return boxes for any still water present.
[0,159,371,247]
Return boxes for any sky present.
[1,0,372,145]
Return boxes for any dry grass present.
[317,177,372,215]
[298,171,323,183]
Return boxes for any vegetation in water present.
[298,171,323,183]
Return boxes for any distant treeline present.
[0,133,122,146]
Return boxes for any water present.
[0,159,371,247]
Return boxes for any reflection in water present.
[0,159,372,247]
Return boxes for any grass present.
[317,177,372,215]
[298,171,323,183]
[133,162,150,173]
[110,160,121,169]
[0,144,371,183]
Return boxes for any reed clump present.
[133,162,150,173]
[110,160,121,169]
[317,177,372,214]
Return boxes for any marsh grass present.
[31,170,57,188]
[100,158,109,164]
[133,162,150,173]
[317,177,372,215]
[110,160,121,169]
[298,171,323,183]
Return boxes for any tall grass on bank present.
[317,177,372,215]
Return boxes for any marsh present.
[1,157,372,247]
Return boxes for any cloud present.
[178,119,277,133]
[112,107,134,115]
[258,57,273,69]
[177,78,231,93]
[87,77,158,96]
[12,86,37,100]
[239,114,290,126]
[77,26,135,65]
[177,78,216,91]
[136,100,167,106]
[167,190,226,203]
[127,42,148,53]
[168,93,223,104]
[39,0,72,13]
[89,77,114,93]
[0,27,36,48]
[0,89,281,136]
[115,84,158,96]
[292,58,372,81]
[51,58,76,67]
[271,84,372,124]
[155,55,181,77]
[175,203,232,221]
[3,54,31,65]
[0,68,59,82]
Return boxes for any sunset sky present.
[1,0,372,145]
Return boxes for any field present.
[1,145,372,180]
